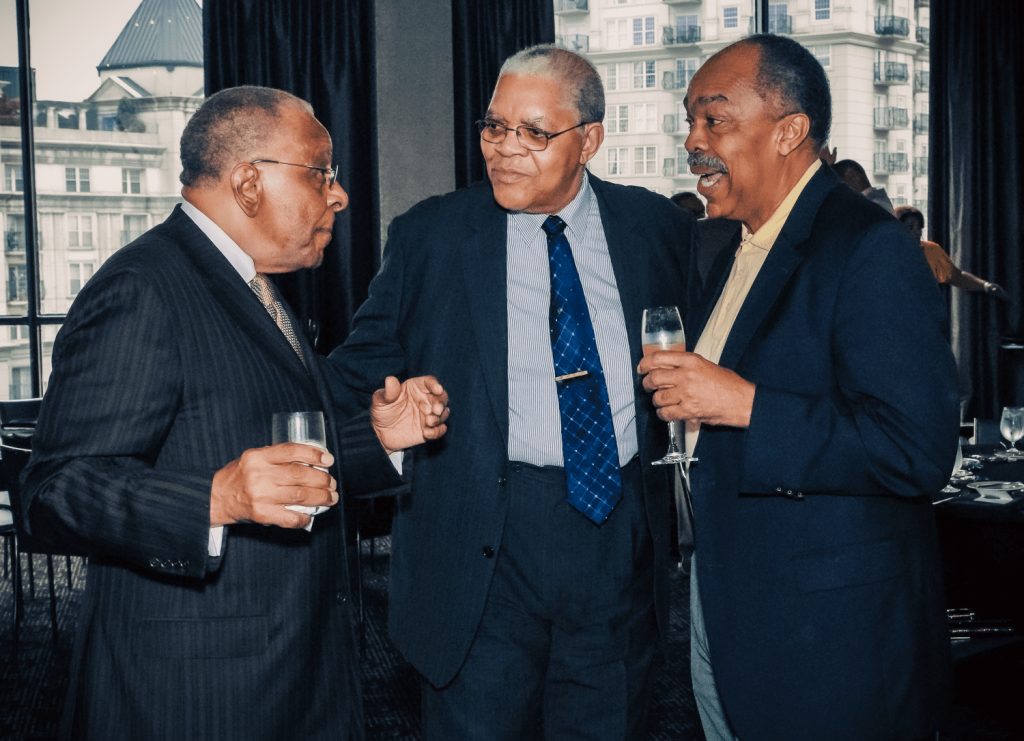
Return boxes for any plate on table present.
[967,481,1023,492]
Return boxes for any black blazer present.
[688,166,959,741]
[22,206,392,741]
[325,173,700,687]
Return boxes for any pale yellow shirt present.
[685,159,821,456]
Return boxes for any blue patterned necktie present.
[543,215,622,525]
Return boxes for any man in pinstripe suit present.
[326,46,699,740]
[21,87,447,741]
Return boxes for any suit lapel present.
[458,191,511,448]
[165,206,316,389]
[708,167,840,371]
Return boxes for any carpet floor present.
[1,544,1022,740]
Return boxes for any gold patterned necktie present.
[249,273,306,367]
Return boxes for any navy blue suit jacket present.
[22,206,391,741]
[689,166,959,741]
[325,174,700,687]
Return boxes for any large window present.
[633,146,657,175]
[814,0,831,21]
[632,17,656,46]
[676,59,699,89]
[0,0,204,399]
[633,103,656,133]
[723,6,739,30]
[632,61,656,90]
[605,63,630,91]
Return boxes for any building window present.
[723,6,738,29]
[607,148,630,176]
[605,63,630,91]
[7,264,28,302]
[5,165,23,192]
[10,366,32,400]
[633,61,656,89]
[122,214,147,247]
[811,45,831,68]
[66,167,91,193]
[68,214,95,249]
[5,214,25,252]
[633,103,657,133]
[676,14,698,37]
[9,325,29,341]
[122,168,142,194]
[632,17,656,46]
[633,146,657,175]
[676,59,699,89]
[814,0,830,21]
[677,145,688,176]
[606,19,629,49]
[606,105,630,134]
[69,262,95,296]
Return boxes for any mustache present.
[687,152,728,173]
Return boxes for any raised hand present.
[371,375,450,454]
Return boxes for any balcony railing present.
[914,114,930,134]
[555,34,589,53]
[915,0,929,6]
[663,158,677,178]
[875,16,910,36]
[554,0,588,13]
[662,72,678,90]
[874,61,909,84]
[873,107,910,130]
[916,26,929,44]
[662,0,701,5]
[914,157,928,177]
[891,197,908,207]
[662,114,683,134]
[914,71,929,92]
[873,152,910,174]
[749,15,792,34]
[663,25,701,45]
[915,199,928,212]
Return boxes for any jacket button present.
[497,476,506,485]
[482,546,494,558]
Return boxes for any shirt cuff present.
[208,525,225,557]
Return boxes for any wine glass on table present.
[999,406,1024,458]
[272,411,331,527]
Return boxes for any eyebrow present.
[692,93,729,106]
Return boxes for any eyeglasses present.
[475,119,589,152]
[250,159,339,188]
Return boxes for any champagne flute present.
[272,411,331,520]
[999,406,1024,458]
[642,307,694,467]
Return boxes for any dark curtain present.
[931,0,1024,416]
[451,0,555,189]
[203,0,379,354]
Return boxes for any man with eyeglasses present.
[325,45,699,740]
[22,86,448,741]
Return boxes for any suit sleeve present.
[21,268,216,578]
[739,220,960,499]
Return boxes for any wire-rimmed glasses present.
[475,119,589,151]
[250,159,338,188]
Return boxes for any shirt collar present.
[509,171,594,244]
[739,159,821,253]
[180,200,257,283]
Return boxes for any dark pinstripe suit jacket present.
[21,205,390,741]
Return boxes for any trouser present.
[422,457,657,741]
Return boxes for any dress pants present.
[421,458,657,741]
[690,552,741,741]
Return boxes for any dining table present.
[932,445,1024,659]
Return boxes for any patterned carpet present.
[2,544,1022,740]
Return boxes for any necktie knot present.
[542,215,567,237]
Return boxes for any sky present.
[1,0,200,102]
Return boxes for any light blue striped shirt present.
[507,175,638,467]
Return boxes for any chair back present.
[0,397,42,447]
[973,419,1003,445]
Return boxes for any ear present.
[231,163,262,218]
[776,112,811,156]
[578,122,605,166]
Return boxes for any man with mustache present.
[326,45,699,740]
[21,86,448,740]
[639,36,958,741]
